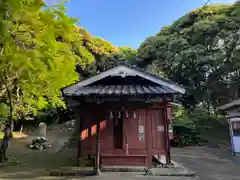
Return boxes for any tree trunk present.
[1,73,14,131]
[207,101,210,116]
[0,143,8,163]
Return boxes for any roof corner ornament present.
[115,70,136,77]
[118,71,127,77]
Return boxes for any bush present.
[172,107,228,146]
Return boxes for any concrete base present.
[49,166,96,177]
[94,168,101,175]
[101,166,146,172]
[147,161,195,177]
[49,161,195,177]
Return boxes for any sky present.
[47,0,236,48]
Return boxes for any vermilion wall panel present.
[76,102,170,166]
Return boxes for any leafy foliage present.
[93,46,138,72]
[138,3,240,110]
[136,3,240,145]
[74,27,120,76]
[172,107,228,146]
[0,1,82,119]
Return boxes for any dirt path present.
[0,124,77,179]
[172,146,240,180]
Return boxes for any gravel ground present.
[172,146,240,180]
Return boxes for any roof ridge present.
[119,64,185,89]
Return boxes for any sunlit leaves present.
[0,0,83,119]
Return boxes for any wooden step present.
[101,166,146,172]
[101,154,147,157]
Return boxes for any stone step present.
[50,166,95,177]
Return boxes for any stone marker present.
[38,122,47,138]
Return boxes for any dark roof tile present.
[66,85,178,96]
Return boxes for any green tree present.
[138,3,240,109]
[0,0,121,123]
[0,0,92,122]
[119,47,137,65]
[75,27,120,76]
[90,46,138,72]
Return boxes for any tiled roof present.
[62,65,185,96]
[66,85,178,96]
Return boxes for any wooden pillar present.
[95,119,101,175]
[146,108,152,168]
[163,98,171,164]
[77,103,83,166]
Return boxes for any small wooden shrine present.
[61,64,185,173]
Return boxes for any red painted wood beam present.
[95,119,100,175]
[146,108,152,168]
[163,98,171,164]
